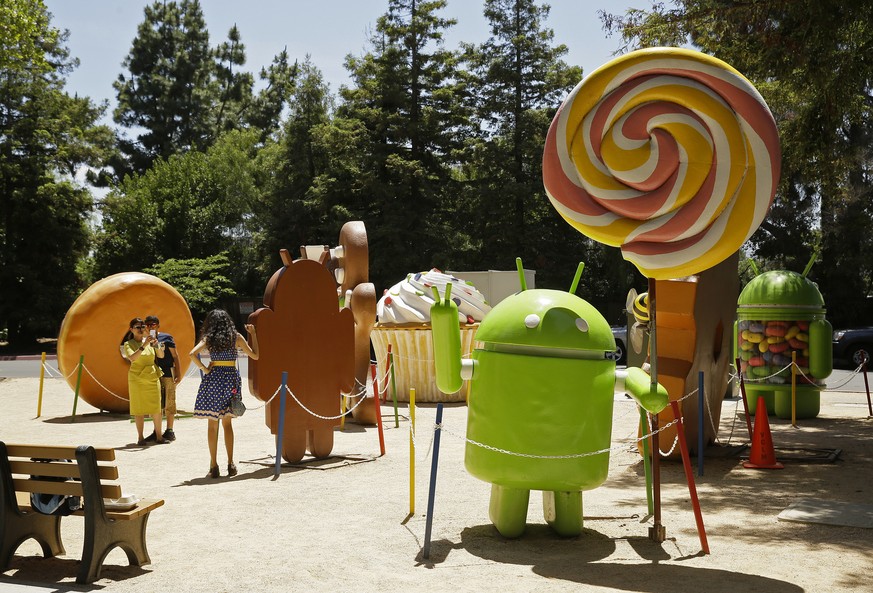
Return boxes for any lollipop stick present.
[647,279,666,542]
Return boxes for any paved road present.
[0,356,250,380]
[1,357,868,395]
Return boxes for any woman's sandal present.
[227,463,238,477]
[209,466,220,479]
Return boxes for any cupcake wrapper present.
[371,326,478,402]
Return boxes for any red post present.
[371,364,386,456]
[670,400,710,554]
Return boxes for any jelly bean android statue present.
[431,260,668,538]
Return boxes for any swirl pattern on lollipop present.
[543,48,780,280]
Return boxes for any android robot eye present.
[575,318,589,332]
[524,314,540,329]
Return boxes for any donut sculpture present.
[57,272,195,413]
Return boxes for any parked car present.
[610,325,627,365]
[832,327,873,368]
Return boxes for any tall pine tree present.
[461,0,609,293]
[113,0,215,174]
[339,0,471,290]
[252,57,335,275]
[112,0,296,177]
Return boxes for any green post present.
[639,408,654,516]
[71,354,84,422]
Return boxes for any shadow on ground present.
[446,524,803,593]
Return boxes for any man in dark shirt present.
[145,315,181,441]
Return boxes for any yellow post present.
[340,392,346,431]
[37,352,46,417]
[409,387,416,515]
[791,350,797,428]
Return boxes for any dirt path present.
[1,376,870,592]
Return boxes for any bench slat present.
[10,459,119,481]
[15,492,164,521]
[6,444,116,462]
[13,477,122,499]
[103,498,164,520]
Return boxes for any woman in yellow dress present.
[124,317,167,445]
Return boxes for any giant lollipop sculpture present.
[543,47,779,280]
[543,47,780,541]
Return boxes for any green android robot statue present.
[735,267,833,419]
[431,259,667,538]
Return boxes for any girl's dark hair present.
[201,309,236,352]
[122,317,144,344]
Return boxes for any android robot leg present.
[307,428,334,458]
[543,491,583,537]
[489,484,530,538]
[282,430,307,463]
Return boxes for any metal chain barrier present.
[40,361,64,379]
[409,421,437,461]
[282,384,370,420]
[739,361,795,383]
[82,365,131,402]
[816,361,865,390]
[435,413,681,461]
[242,383,282,411]
[654,388,698,456]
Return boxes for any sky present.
[42,0,645,124]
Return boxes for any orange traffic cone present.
[743,396,784,469]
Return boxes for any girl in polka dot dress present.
[190,309,259,479]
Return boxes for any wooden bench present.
[0,441,164,584]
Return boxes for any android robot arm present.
[431,284,476,394]
[616,367,670,414]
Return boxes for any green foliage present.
[144,253,236,317]
[92,129,261,281]
[251,58,336,276]
[0,0,56,74]
[2,0,668,344]
[0,2,113,345]
[601,0,873,325]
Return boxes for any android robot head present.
[459,260,618,494]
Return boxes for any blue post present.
[275,372,288,478]
[698,371,704,477]
[422,403,443,559]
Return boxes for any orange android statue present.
[248,250,354,462]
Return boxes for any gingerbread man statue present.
[248,249,354,462]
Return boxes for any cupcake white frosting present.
[376,269,490,326]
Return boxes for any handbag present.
[30,458,82,516]
[230,392,246,417]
